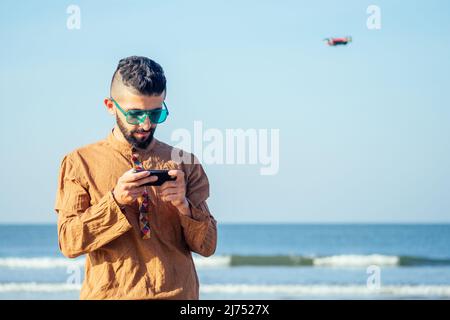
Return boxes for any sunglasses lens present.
[126,111,142,125]
[150,109,168,124]
[126,107,168,125]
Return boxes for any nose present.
[141,114,152,131]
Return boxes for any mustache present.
[133,128,153,134]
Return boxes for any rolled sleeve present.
[55,155,132,258]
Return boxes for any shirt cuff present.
[107,191,133,231]
[111,189,127,211]
[179,198,210,229]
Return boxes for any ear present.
[104,98,115,115]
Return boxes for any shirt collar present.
[106,128,160,156]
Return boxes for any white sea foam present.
[0,282,81,293]
[0,256,229,269]
[0,256,231,269]
[194,254,401,268]
[1,282,450,297]
[313,254,399,267]
[0,254,416,269]
[201,284,450,297]
[193,256,231,268]
[0,257,85,269]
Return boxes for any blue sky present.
[0,0,449,223]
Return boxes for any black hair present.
[111,56,166,96]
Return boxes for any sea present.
[0,224,449,300]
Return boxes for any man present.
[54,56,217,300]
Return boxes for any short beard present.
[116,114,156,150]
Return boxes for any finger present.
[168,169,185,182]
[130,186,147,195]
[118,169,135,182]
[160,181,178,191]
[135,175,158,187]
[125,176,158,189]
[162,193,183,202]
[160,187,179,197]
[122,170,151,182]
[129,192,144,199]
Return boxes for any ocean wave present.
[194,255,231,268]
[0,257,84,269]
[0,282,81,293]
[195,254,450,268]
[313,254,399,267]
[201,284,450,297]
[1,254,449,269]
[1,282,450,297]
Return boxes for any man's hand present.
[112,169,158,206]
[160,170,191,217]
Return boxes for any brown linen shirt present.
[54,129,217,300]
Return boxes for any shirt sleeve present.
[54,154,132,258]
[178,159,217,257]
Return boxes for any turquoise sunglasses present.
[110,97,169,125]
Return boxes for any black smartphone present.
[141,169,176,186]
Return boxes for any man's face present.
[112,90,166,149]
